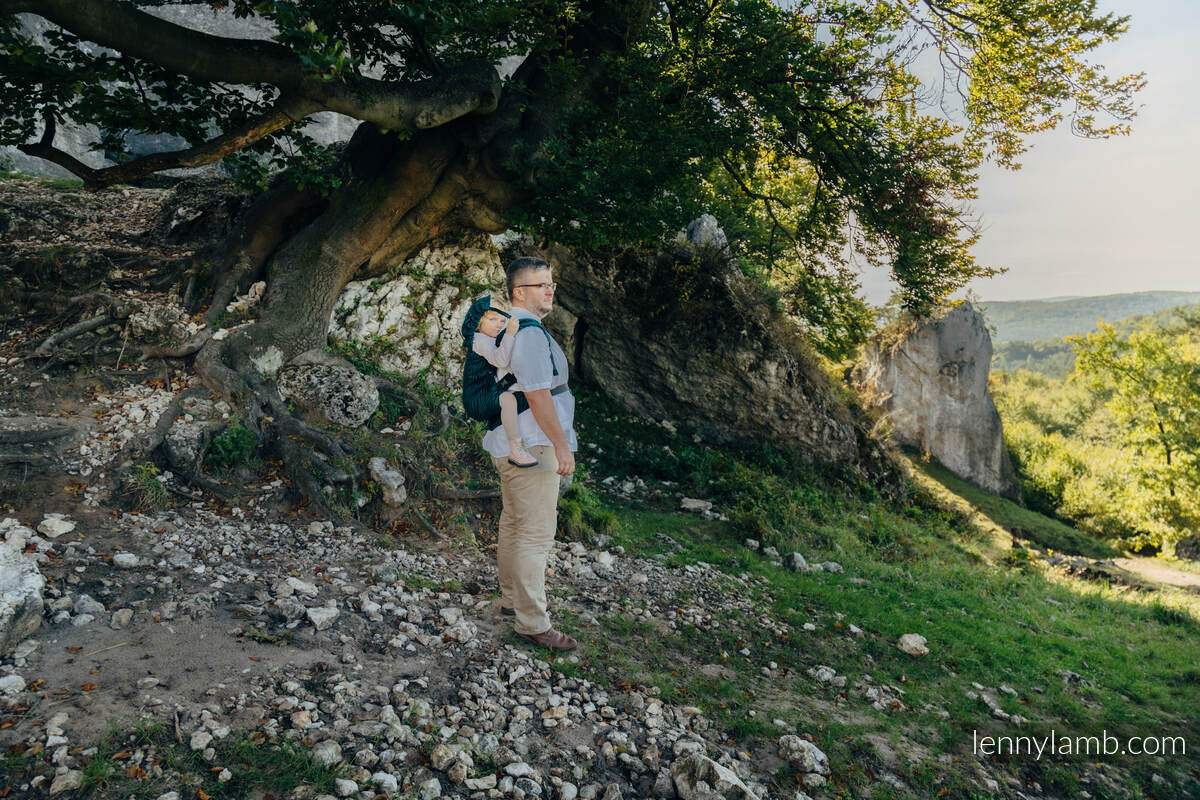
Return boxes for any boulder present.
[853,303,1022,500]
[0,529,45,658]
[276,364,379,428]
[518,232,899,488]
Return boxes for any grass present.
[912,457,1117,558]
[545,386,1200,798]
[74,718,343,799]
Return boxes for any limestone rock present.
[307,606,340,631]
[0,535,45,658]
[778,735,830,775]
[277,364,379,428]
[897,633,929,656]
[328,238,506,388]
[670,753,754,799]
[37,514,75,539]
[526,239,899,488]
[369,458,407,506]
[853,303,1022,500]
[677,214,730,251]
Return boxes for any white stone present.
[0,535,44,658]
[778,735,830,775]
[897,633,929,656]
[287,577,319,596]
[312,740,342,766]
[329,243,505,389]
[368,458,408,506]
[465,773,498,790]
[680,498,713,513]
[190,731,213,751]
[308,606,339,630]
[113,552,139,568]
[418,776,441,800]
[505,761,536,778]
[854,303,1022,500]
[50,770,84,795]
[0,674,26,695]
[372,772,398,796]
[37,516,75,538]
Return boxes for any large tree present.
[0,0,1140,506]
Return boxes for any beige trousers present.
[493,444,560,635]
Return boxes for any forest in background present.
[990,301,1200,552]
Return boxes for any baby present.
[474,308,539,468]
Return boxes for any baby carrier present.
[460,296,559,431]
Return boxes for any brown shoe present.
[520,628,577,651]
[499,606,515,617]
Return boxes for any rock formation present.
[327,235,506,389]
[853,303,1022,501]
[511,230,899,488]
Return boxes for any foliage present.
[0,0,1143,318]
[992,312,1200,549]
[1071,321,1200,545]
[205,419,259,469]
[126,460,170,510]
[557,481,617,542]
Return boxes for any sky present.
[858,0,1200,304]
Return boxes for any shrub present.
[206,420,258,469]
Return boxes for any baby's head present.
[477,308,509,338]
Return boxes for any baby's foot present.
[507,440,539,468]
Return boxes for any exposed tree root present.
[139,328,213,360]
[430,486,501,501]
[187,326,368,520]
[0,425,73,445]
[34,313,113,357]
[412,507,447,540]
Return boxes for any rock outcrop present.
[327,236,505,389]
[853,303,1022,501]
[512,232,899,487]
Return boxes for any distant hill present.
[979,291,1200,342]
[989,300,1200,378]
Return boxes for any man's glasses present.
[515,282,557,291]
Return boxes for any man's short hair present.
[506,257,551,299]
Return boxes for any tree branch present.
[18,96,319,188]
[16,0,502,131]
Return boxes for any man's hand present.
[526,387,574,477]
[555,444,575,477]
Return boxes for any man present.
[485,256,578,650]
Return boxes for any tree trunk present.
[184,116,518,515]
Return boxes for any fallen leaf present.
[66,646,84,653]
[81,683,99,691]
[125,764,146,779]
